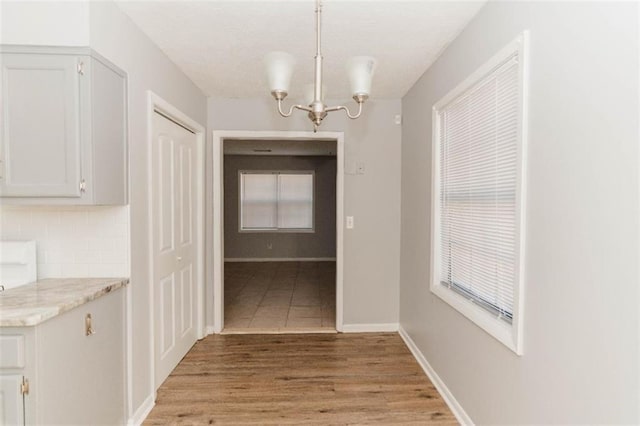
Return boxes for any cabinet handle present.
[85,313,95,336]
[79,179,86,193]
[77,61,85,75]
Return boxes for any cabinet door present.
[0,53,82,197]
[36,289,126,425]
[0,375,23,426]
[91,57,128,204]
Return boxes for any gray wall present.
[224,155,337,259]
[1,1,209,418]
[88,2,208,416]
[207,98,402,327]
[400,1,639,424]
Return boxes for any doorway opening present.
[212,131,344,333]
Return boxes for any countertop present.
[0,278,129,327]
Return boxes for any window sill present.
[430,282,523,355]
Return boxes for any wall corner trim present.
[398,326,474,425]
[127,393,155,426]
[341,323,399,333]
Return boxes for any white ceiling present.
[116,0,485,100]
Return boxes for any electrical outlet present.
[267,242,273,250]
[346,216,354,229]
[356,162,365,175]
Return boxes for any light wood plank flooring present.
[144,333,457,425]
[224,261,336,332]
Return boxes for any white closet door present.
[152,111,198,389]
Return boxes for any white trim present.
[127,393,155,426]
[221,328,337,335]
[637,6,640,422]
[224,257,336,262]
[429,32,528,355]
[398,326,474,426]
[212,130,345,334]
[146,91,206,398]
[341,323,399,333]
[335,132,345,333]
[125,281,133,421]
[205,325,216,336]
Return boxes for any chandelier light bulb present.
[346,56,377,97]
[265,51,296,94]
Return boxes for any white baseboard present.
[398,326,473,426]
[127,394,155,426]
[205,325,216,335]
[224,257,336,262]
[341,323,399,333]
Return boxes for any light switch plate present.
[345,161,357,175]
[346,216,354,229]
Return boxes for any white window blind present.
[240,173,278,229]
[437,52,520,323]
[277,174,313,229]
[240,172,313,231]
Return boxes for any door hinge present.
[20,377,29,395]
[80,179,87,193]
[77,61,85,75]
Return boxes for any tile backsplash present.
[0,205,129,278]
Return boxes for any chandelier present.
[264,0,377,132]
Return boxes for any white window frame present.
[430,32,529,355]
[238,170,315,233]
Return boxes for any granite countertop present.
[0,278,129,327]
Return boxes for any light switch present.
[345,161,357,175]
[346,216,354,229]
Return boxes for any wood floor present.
[224,261,336,332]
[144,333,457,425]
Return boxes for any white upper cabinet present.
[0,45,128,205]
[1,53,81,198]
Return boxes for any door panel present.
[0,53,81,197]
[152,112,198,388]
[0,375,23,426]
[159,273,176,357]
[179,145,193,246]
[158,135,175,254]
[180,265,193,337]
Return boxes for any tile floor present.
[223,261,336,332]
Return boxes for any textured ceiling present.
[116,0,485,99]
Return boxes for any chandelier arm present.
[325,101,364,120]
[276,99,312,117]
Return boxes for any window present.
[431,33,528,354]
[240,171,314,232]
